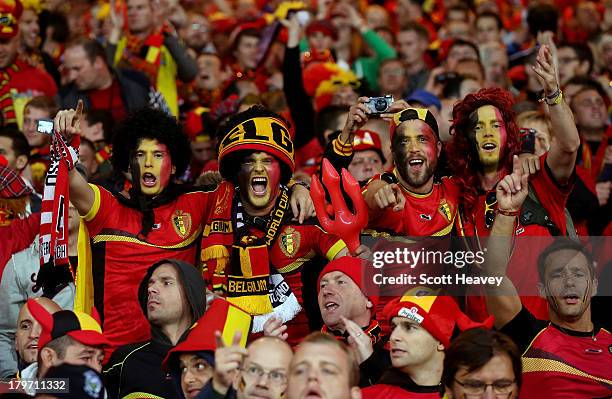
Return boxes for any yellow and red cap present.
[27,299,110,349]
[0,0,23,39]
[383,287,493,348]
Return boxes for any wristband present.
[542,89,563,106]
[287,179,309,190]
[496,208,520,217]
[380,172,398,185]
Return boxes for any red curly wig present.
[446,88,521,213]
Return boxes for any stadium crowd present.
[0,0,611,398]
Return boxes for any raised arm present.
[533,34,580,185]
[281,14,315,150]
[483,156,528,329]
[55,101,95,216]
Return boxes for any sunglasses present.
[484,190,497,229]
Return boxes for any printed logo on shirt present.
[280,227,300,257]
[172,210,192,238]
[420,214,432,221]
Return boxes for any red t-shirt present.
[84,184,215,354]
[88,79,127,122]
[365,171,460,237]
[502,307,612,398]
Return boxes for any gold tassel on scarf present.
[201,244,230,291]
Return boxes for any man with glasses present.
[482,163,612,397]
[204,336,292,399]
[442,328,521,399]
[557,43,592,87]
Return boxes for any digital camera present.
[365,95,394,114]
[36,119,55,135]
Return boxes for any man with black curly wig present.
[55,103,218,356]
[201,105,367,346]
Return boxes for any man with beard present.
[447,42,580,320]
[202,105,366,346]
[362,105,460,237]
[104,259,206,399]
[56,103,314,355]
[482,168,612,398]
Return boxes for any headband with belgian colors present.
[391,108,440,140]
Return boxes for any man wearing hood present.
[103,258,207,399]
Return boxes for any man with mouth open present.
[287,332,362,399]
[203,105,367,346]
[55,103,315,355]
[361,104,460,237]
[316,256,390,387]
[447,39,581,321]
[481,166,612,398]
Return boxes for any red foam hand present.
[310,159,368,253]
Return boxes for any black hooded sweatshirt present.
[103,259,207,399]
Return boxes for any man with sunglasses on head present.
[355,99,460,237]
[481,162,612,398]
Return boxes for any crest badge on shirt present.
[172,210,192,238]
[438,200,452,222]
[280,227,300,257]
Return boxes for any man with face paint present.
[203,105,367,346]
[54,104,217,357]
[482,170,612,398]
[56,103,314,358]
[360,104,460,237]
[447,42,581,320]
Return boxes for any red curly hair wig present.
[446,88,521,213]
